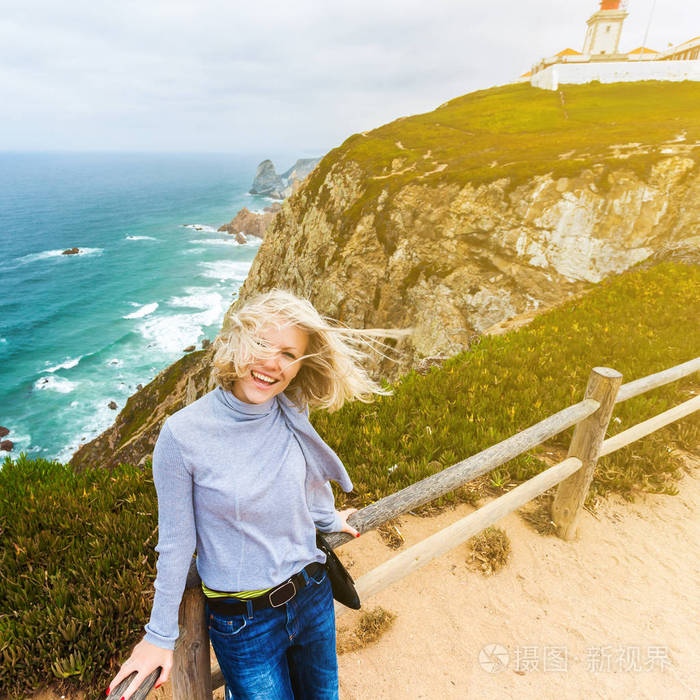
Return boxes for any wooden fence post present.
[171,580,213,700]
[551,366,622,541]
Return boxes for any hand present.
[107,637,173,699]
[337,508,359,537]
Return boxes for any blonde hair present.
[211,289,411,412]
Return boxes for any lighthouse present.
[582,0,629,56]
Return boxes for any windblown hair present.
[211,289,411,412]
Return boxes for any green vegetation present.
[1,262,698,699]
[305,81,700,245]
[116,350,205,449]
[0,456,157,699]
[314,262,699,508]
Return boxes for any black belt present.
[205,562,325,616]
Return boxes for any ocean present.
[0,151,285,463]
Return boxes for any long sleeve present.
[306,479,344,533]
[144,422,196,650]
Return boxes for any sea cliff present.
[70,81,699,471]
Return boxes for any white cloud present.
[1,0,698,153]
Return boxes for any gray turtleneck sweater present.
[143,386,353,650]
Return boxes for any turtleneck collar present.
[216,386,277,416]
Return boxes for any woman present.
[108,289,407,699]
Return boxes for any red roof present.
[600,1,621,10]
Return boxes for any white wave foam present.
[137,300,226,354]
[125,235,158,241]
[43,356,83,373]
[106,358,124,368]
[189,238,236,246]
[3,432,30,453]
[123,302,159,319]
[198,260,251,281]
[34,375,77,393]
[184,224,219,233]
[168,289,224,310]
[16,248,103,265]
[56,400,117,463]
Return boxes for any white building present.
[524,0,700,90]
[582,0,627,56]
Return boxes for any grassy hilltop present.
[306,80,700,229]
[2,261,699,699]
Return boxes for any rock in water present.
[108,401,118,410]
[249,160,285,198]
[183,345,196,352]
[0,440,13,452]
[218,203,282,240]
[62,247,80,255]
[0,426,9,438]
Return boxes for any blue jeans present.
[206,567,338,700]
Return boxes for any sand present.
[27,454,698,700]
[334,452,699,700]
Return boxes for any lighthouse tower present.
[582,0,628,56]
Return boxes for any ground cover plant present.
[1,261,698,699]
[0,457,157,699]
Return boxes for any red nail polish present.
[355,533,360,538]
[106,690,110,697]
[155,683,161,689]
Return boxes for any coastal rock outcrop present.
[0,426,9,438]
[249,158,321,200]
[1,440,13,452]
[250,160,286,198]
[218,203,282,240]
[62,247,80,255]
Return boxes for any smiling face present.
[231,321,309,404]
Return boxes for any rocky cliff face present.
[71,83,699,470]
[231,154,698,376]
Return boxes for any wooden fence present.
[107,357,699,700]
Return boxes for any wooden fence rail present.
[106,357,698,700]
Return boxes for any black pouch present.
[316,530,361,610]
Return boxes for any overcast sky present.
[2,0,698,156]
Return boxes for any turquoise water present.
[0,152,278,462]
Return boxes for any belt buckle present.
[269,579,296,607]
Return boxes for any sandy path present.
[28,456,698,700]
[334,455,699,699]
